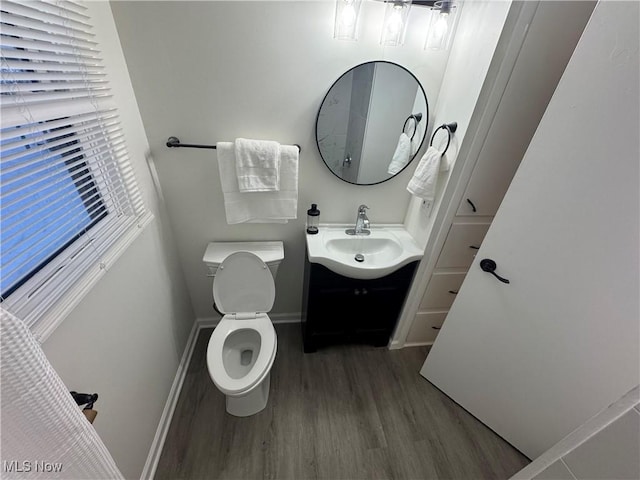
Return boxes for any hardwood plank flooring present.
[156,324,529,479]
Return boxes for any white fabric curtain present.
[0,308,123,479]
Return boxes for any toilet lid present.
[213,251,275,314]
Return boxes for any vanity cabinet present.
[302,257,417,353]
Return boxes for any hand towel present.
[218,142,298,224]
[406,146,448,202]
[387,133,411,175]
[235,138,281,192]
[409,124,422,156]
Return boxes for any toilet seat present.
[212,251,275,315]
[207,314,277,396]
[207,252,277,397]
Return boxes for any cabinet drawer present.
[419,272,466,310]
[456,128,528,217]
[435,222,491,268]
[406,311,448,345]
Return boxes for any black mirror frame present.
[315,60,429,186]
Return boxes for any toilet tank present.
[203,241,284,278]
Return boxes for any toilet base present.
[225,372,271,417]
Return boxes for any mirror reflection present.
[316,61,428,185]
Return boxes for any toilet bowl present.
[207,315,276,416]
[204,245,282,417]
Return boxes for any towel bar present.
[166,137,301,153]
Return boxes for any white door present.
[421,1,639,459]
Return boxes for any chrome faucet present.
[346,204,371,235]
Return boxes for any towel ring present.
[403,113,423,141]
[430,122,458,155]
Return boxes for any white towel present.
[235,138,281,192]
[406,146,449,202]
[218,142,298,224]
[387,133,411,175]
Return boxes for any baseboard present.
[270,312,301,324]
[140,313,301,479]
[140,319,201,480]
[390,339,435,349]
[196,316,219,328]
[404,341,435,348]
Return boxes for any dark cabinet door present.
[352,285,406,333]
[302,258,417,352]
[307,285,355,336]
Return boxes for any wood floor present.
[156,324,529,479]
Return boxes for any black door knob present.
[480,259,510,284]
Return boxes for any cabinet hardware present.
[432,326,442,330]
[466,198,477,212]
[480,258,510,284]
[469,245,480,250]
[448,290,458,294]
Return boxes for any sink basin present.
[306,225,423,280]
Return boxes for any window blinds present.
[1,0,146,329]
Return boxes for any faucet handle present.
[358,204,369,213]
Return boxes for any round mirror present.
[316,61,428,185]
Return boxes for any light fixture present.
[334,0,362,41]
[380,0,413,47]
[332,0,461,51]
[425,0,459,51]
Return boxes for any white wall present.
[396,1,596,348]
[109,1,451,321]
[41,3,195,479]
[392,0,512,347]
[404,0,512,244]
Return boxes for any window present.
[1,1,147,332]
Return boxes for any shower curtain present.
[1,308,123,479]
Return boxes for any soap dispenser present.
[306,204,320,234]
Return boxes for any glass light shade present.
[425,1,460,51]
[380,1,412,47]
[334,0,362,41]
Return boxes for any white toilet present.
[203,242,283,417]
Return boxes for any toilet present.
[203,242,283,417]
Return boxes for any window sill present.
[34,211,155,344]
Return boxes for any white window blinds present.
[1,0,147,331]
